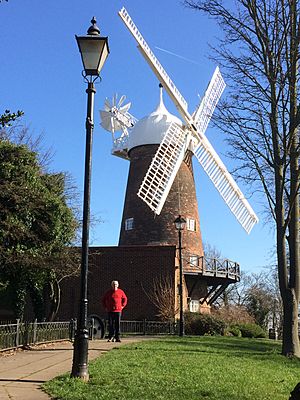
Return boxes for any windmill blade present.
[138,122,191,215]
[118,94,126,108]
[119,102,131,114]
[192,66,226,135]
[100,110,121,132]
[193,137,258,234]
[99,108,136,132]
[191,69,258,233]
[119,7,192,125]
[104,98,112,112]
[100,96,137,133]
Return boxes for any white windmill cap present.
[127,86,182,152]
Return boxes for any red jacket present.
[102,288,127,313]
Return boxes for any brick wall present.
[119,145,204,261]
[58,245,177,321]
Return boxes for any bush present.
[234,323,266,338]
[225,326,242,337]
[184,312,226,336]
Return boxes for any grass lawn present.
[43,336,300,400]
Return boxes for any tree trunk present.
[281,288,300,356]
[284,0,300,357]
[277,208,300,356]
[47,279,61,322]
[11,269,27,321]
[285,144,300,357]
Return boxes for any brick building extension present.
[58,245,178,322]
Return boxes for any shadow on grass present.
[113,336,290,361]
[153,336,282,353]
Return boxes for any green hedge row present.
[184,312,266,338]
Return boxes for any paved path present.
[0,337,151,400]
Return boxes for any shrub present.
[184,312,226,336]
[234,323,266,338]
[225,326,242,337]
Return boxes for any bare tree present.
[263,267,284,334]
[184,0,300,357]
[213,304,255,325]
[212,270,280,329]
[142,275,178,321]
[203,242,250,307]
[203,242,222,259]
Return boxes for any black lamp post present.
[174,215,186,337]
[71,17,109,381]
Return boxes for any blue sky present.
[1,0,276,273]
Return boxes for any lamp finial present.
[87,17,100,35]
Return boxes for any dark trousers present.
[108,312,121,339]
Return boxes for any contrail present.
[155,46,201,66]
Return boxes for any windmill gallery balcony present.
[182,255,240,307]
[183,255,240,281]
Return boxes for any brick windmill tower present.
[117,86,203,263]
[99,7,259,313]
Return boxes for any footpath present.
[0,336,150,400]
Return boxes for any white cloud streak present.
[155,46,201,66]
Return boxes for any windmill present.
[99,7,258,309]
[101,7,259,234]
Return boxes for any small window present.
[190,255,199,267]
[187,218,196,232]
[189,300,200,313]
[125,217,134,231]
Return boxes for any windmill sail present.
[193,138,258,233]
[119,7,191,123]
[192,66,226,135]
[190,70,258,233]
[138,122,190,215]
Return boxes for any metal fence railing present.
[120,320,176,335]
[0,320,71,351]
[0,319,176,351]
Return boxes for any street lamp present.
[174,215,186,337]
[71,17,109,381]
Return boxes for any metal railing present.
[201,257,240,280]
[0,319,176,351]
[185,255,240,281]
[120,320,176,335]
[0,320,71,351]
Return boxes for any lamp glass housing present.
[174,216,186,231]
[76,35,109,76]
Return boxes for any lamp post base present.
[71,329,89,381]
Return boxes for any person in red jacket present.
[102,280,127,342]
